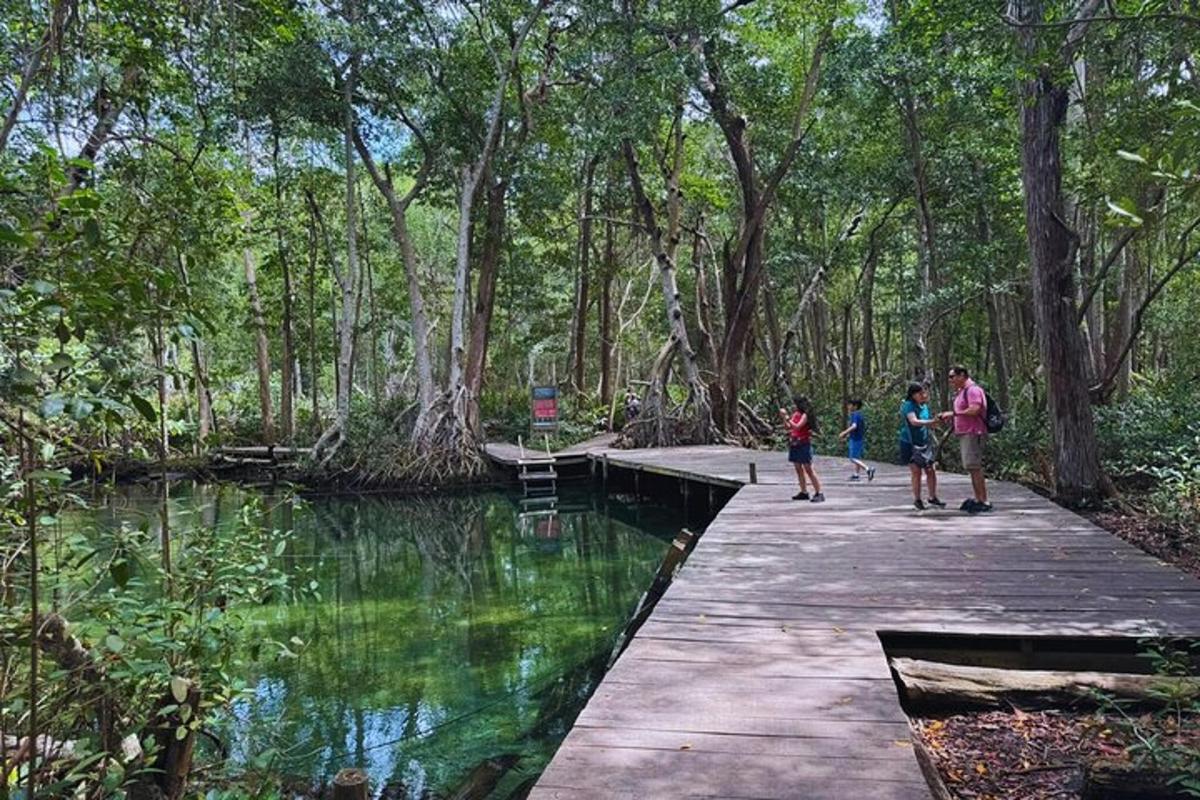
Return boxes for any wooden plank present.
[529,446,1200,799]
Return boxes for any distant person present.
[779,395,825,503]
[624,389,641,422]
[838,399,875,482]
[940,365,991,514]
[899,382,945,511]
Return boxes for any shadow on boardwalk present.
[503,444,1200,800]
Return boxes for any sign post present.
[531,386,559,432]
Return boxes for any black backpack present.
[982,389,1005,434]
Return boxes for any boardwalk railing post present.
[602,453,609,486]
[333,768,369,800]
[748,462,758,484]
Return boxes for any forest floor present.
[1086,507,1200,580]
[914,707,1199,799]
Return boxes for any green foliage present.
[0,472,309,795]
[1093,639,1200,798]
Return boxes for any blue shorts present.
[788,441,813,464]
[848,439,864,460]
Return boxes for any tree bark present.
[1012,0,1105,504]
[446,2,547,432]
[273,123,296,442]
[351,134,436,419]
[312,16,361,464]
[1108,248,1135,398]
[570,157,597,393]
[241,209,275,444]
[892,657,1200,711]
[464,178,506,433]
[305,200,321,435]
[693,28,829,432]
[622,139,715,445]
[599,210,616,407]
[65,63,143,193]
[974,179,1012,411]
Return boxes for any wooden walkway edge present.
[522,444,1200,800]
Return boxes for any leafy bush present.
[1094,639,1200,799]
[1095,377,1199,481]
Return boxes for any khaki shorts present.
[959,434,986,470]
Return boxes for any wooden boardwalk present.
[485,433,619,467]
[525,444,1200,800]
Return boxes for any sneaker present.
[792,492,810,501]
[867,467,876,482]
[810,493,826,503]
[927,496,946,508]
[849,474,861,482]
[913,498,926,511]
[960,499,976,511]
[976,502,993,513]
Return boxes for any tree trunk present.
[692,219,719,373]
[445,5,544,437]
[306,204,321,435]
[241,212,275,444]
[694,30,828,433]
[350,137,437,419]
[975,182,1012,411]
[570,158,597,393]
[1014,0,1105,504]
[856,200,900,382]
[622,139,715,446]
[273,123,296,443]
[464,178,506,434]
[1108,248,1136,399]
[599,212,615,407]
[312,30,361,464]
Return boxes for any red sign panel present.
[532,386,558,429]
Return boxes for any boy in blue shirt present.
[838,398,875,482]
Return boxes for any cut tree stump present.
[332,768,369,800]
[891,657,1200,710]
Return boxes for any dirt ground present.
[1086,508,1200,580]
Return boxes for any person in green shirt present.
[898,382,945,511]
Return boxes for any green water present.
[79,484,679,797]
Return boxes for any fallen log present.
[1082,760,1196,800]
[891,657,1200,711]
[215,446,311,458]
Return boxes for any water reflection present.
[81,485,675,797]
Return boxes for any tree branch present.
[1092,213,1200,400]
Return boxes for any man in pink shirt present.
[939,365,991,514]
